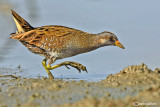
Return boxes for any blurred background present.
[0,0,159,81]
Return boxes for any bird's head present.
[97,31,125,49]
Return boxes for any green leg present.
[42,59,88,80]
[42,58,54,80]
[47,61,88,73]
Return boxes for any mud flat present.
[0,63,160,107]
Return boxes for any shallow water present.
[0,0,160,81]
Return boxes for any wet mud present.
[0,63,160,107]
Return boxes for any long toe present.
[62,61,88,73]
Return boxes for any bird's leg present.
[42,58,54,80]
[47,61,88,73]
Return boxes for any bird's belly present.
[57,47,96,59]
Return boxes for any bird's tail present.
[11,9,34,34]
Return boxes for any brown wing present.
[17,26,74,47]
[11,25,88,51]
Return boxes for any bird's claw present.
[62,61,88,73]
[65,65,70,69]
[42,59,88,80]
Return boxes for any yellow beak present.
[115,41,125,49]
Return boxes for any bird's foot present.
[42,59,87,80]
[42,58,54,80]
[47,61,88,73]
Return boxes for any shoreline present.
[0,63,160,107]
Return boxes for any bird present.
[10,9,125,80]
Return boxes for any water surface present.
[0,0,160,81]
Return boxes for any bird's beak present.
[115,41,125,49]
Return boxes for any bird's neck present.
[81,34,104,52]
[89,34,109,48]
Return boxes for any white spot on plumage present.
[48,43,51,46]
[40,45,44,48]
[49,51,58,58]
